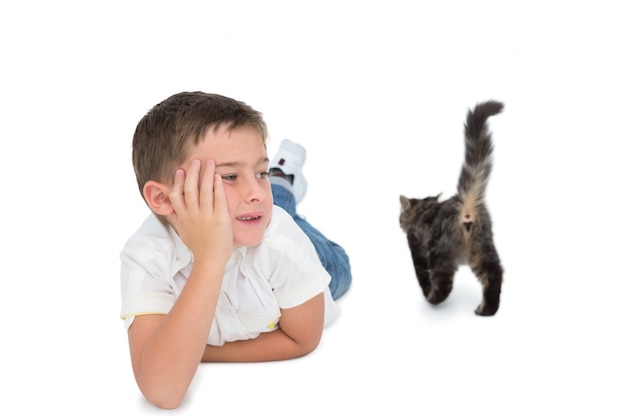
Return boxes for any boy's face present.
[178,124,273,247]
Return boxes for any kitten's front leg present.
[426,242,457,305]
[427,266,455,305]
[407,233,431,298]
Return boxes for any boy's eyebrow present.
[216,157,269,168]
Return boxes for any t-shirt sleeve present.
[119,238,176,329]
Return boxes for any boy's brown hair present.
[132,91,268,201]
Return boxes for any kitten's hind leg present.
[470,242,503,316]
[407,233,431,298]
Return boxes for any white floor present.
[1,1,625,415]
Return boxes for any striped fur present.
[399,101,504,316]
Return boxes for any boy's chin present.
[233,235,264,248]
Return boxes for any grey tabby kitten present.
[399,101,504,316]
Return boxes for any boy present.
[120,92,351,409]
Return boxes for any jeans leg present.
[271,183,352,299]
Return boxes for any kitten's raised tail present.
[457,100,504,219]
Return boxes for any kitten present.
[399,101,504,316]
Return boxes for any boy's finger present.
[212,173,227,214]
[184,159,201,207]
[199,160,216,210]
[168,169,186,212]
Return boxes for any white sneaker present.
[270,139,308,203]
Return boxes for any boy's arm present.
[128,260,224,408]
[128,160,232,409]
[201,291,325,362]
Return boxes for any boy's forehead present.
[203,122,266,146]
[183,124,267,165]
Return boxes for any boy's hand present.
[166,159,233,263]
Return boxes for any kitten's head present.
[399,194,441,233]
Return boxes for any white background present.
[1,0,625,415]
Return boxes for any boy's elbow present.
[296,330,323,357]
[145,390,185,410]
[139,382,187,410]
[302,342,320,358]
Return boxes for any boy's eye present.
[220,172,269,182]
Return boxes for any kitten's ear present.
[400,195,410,209]
[435,193,442,201]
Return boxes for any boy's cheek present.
[223,191,238,218]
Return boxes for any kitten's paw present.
[475,304,498,316]
[426,290,449,305]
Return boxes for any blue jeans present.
[271,183,352,299]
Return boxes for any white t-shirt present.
[120,205,339,346]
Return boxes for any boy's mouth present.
[236,213,264,223]
[237,215,261,221]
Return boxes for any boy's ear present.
[143,180,174,216]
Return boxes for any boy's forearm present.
[201,328,317,362]
[201,293,325,363]
[131,260,225,408]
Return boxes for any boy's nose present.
[244,177,266,202]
